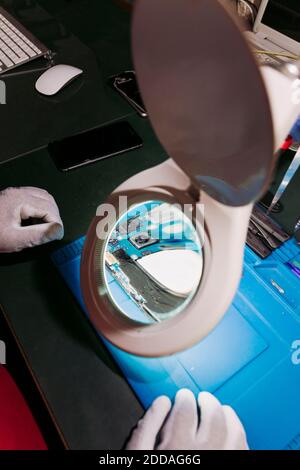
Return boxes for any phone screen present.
[48,121,143,171]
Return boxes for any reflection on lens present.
[104,201,203,324]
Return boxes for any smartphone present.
[48,121,143,171]
[109,70,148,118]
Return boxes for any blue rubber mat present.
[52,237,300,450]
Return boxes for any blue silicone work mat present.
[52,237,300,450]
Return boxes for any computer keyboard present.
[0,7,50,74]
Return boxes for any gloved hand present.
[290,116,300,142]
[126,389,249,450]
[0,187,64,253]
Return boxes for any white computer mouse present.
[35,64,83,96]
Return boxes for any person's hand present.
[0,187,64,253]
[126,389,249,450]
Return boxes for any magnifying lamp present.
[81,0,300,357]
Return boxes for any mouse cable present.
[254,49,299,61]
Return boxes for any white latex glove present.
[0,187,64,253]
[126,389,249,450]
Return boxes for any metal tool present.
[268,146,300,213]
[251,206,290,243]
[295,216,300,243]
[246,205,290,258]
[249,219,281,249]
[246,229,272,258]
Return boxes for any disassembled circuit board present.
[129,232,159,249]
[105,201,203,323]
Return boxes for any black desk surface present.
[1,0,300,451]
[0,0,135,163]
[0,0,166,449]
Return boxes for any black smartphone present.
[109,70,147,118]
[48,121,143,171]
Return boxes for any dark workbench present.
[0,0,166,449]
[0,0,299,451]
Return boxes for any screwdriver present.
[268,145,300,214]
